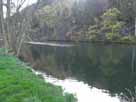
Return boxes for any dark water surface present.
[22,43,136,102]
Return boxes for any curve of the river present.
[32,69,124,102]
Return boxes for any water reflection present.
[33,70,121,102]
[22,43,136,102]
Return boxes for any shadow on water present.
[21,42,136,102]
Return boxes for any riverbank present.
[43,39,136,45]
[0,49,76,102]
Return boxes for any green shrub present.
[120,36,133,42]
[87,8,125,41]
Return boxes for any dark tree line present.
[28,0,136,41]
[1,0,136,53]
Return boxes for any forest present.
[25,0,136,43]
[28,0,136,42]
[0,0,136,102]
[0,0,136,53]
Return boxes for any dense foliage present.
[87,8,125,41]
[1,0,136,44]
[27,0,136,42]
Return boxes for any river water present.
[22,42,136,102]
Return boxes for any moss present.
[0,49,76,102]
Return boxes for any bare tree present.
[0,0,10,51]
[0,0,34,55]
[0,0,40,55]
[11,0,40,56]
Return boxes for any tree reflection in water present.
[22,43,136,101]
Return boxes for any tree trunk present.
[131,47,136,72]
[6,0,12,50]
[135,18,136,36]
[0,0,8,50]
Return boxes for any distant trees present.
[30,0,110,41]
[111,0,136,27]
[28,0,136,42]
[1,0,136,46]
[32,0,75,40]
[71,0,109,30]
[72,0,136,41]
[87,8,125,41]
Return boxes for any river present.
[21,42,136,102]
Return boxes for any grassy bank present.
[0,49,76,102]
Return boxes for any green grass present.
[0,49,76,102]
